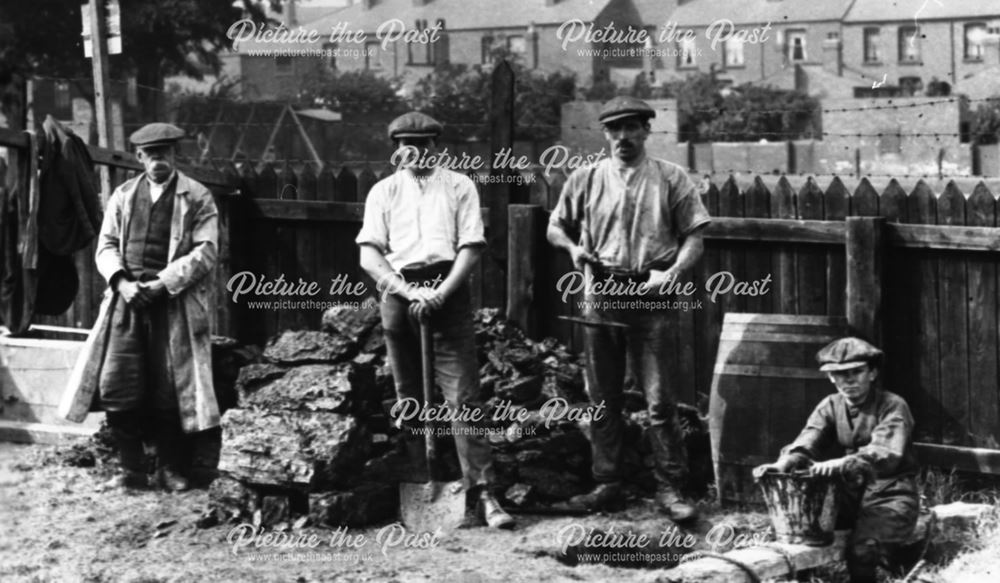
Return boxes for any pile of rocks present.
[206,302,711,528]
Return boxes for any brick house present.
[841,0,1000,98]
[221,0,653,99]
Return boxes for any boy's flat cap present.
[599,96,656,124]
[816,337,884,372]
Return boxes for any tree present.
[410,47,577,143]
[972,98,1000,145]
[0,0,272,123]
[299,68,406,116]
[702,84,819,142]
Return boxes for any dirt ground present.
[0,441,767,583]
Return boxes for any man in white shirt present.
[356,112,514,529]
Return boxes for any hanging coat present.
[60,171,220,432]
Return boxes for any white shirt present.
[148,172,177,204]
[356,167,486,271]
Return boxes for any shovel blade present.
[399,480,467,533]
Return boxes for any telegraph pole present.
[84,0,117,200]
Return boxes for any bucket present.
[758,472,838,546]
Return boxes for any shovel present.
[399,316,467,533]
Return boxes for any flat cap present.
[388,112,443,139]
[599,96,656,124]
[129,123,185,147]
[816,337,884,372]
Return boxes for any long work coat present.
[59,171,220,432]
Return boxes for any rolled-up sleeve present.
[670,171,712,237]
[355,185,389,253]
[548,167,588,240]
[455,177,486,249]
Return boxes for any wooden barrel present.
[709,313,847,506]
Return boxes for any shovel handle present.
[419,317,436,468]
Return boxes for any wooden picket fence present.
[5,121,1000,467]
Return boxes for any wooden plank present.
[712,364,826,379]
[742,177,772,315]
[936,182,969,446]
[907,181,940,443]
[0,127,30,148]
[254,163,281,340]
[276,162,306,331]
[718,177,746,315]
[506,205,543,338]
[845,217,885,344]
[880,179,910,407]
[824,177,849,317]
[247,200,491,226]
[772,177,798,315]
[703,218,846,245]
[0,419,98,444]
[914,442,1000,474]
[965,183,1000,449]
[884,223,1000,252]
[722,314,848,325]
[695,182,723,403]
[796,178,827,315]
[850,178,879,217]
[296,163,320,331]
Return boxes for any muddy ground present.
[0,441,777,583]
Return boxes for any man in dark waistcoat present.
[98,123,220,491]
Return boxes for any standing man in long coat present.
[80,123,219,490]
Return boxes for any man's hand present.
[139,278,167,299]
[640,268,680,295]
[117,280,151,308]
[753,460,791,480]
[408,287,438,321]
[569,245,597,271]
[810,457,851,477]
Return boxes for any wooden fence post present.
[846,216,885,345]
[485,60,515,309]
[506,205,543,338]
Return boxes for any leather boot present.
[655,486,698,523]
[154,412,189,492]
[106,410,148,490]
[566,481,624,512]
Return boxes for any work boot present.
[107,411,148,490]
[154,413,190,492]
[655,487,698,523]
[567,481,624,512]
[460,487,515,529]
[479,491,515,529]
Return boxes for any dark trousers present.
[380,276,493,489]
[839,475,920,582]
[99,294,177,412]
[582,288,688,488]
[100,294,185,472]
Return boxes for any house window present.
[275,56,293,74]
[863,27,881,63]
[365,41,382,69]
[324,42,338,70]
[723,37,744,67]
[481,35,494,64]
[678,36,697,67]
[898,26,921,63]
[965,22,987,60]
[899,76,923,96]
[54,81,71,110]
[507,35,526,55]
[786,30,807,62]
[409,19,431,65]
[433,18,449,65]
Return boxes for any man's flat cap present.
[599,96,656,124]
[816,337,884,372]
[388,112,443,139]
[129,123,185,147]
